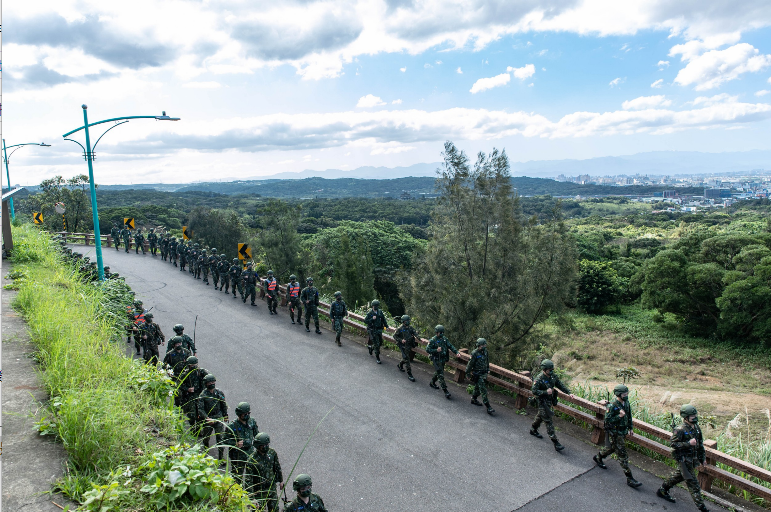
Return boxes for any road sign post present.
[124,217,135,230]
[182,226,192,240]
[238,243,252,260]
[33,212,43,224]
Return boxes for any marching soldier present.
[393,315,417,382]
[263,270,279,314]
[110,223,121,251]
[657,404,709,511]
[169,237,178,266]
[466,338,495,415]
[163,338,192,392]
[251,433,284,511]
[218,254,230,293]
[301,277,321,334]
[209,248,219,288]
[283,474,327,512]
[148,228,158,256]
[329,291,347,346]
[179,356,209,433]
[121,226,132,253]
[166,324,197,355]
[426,325,458,399]
[178,240,187,271]
[230,258,243,299]
[364,300,389,364]
[199,250,210,284]
[223,402,260,492]
[140,312,165,365]
[134,228,146,254]
[199,374,228,462]
[594,384,642,488]
[160,234,169,261]
[242,262,259,305]
[286,275,303,324]
[530,359,576,452]
[131,300,146,356]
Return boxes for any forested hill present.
[172,176,701,198]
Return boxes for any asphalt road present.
[83,245,728,512]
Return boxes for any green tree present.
[18,175,95,232]
[577,260,623,314]
[255,199,303,282]
[401,142,577,364]
[186,207,247,254]
[327,232,375,308]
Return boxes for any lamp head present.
[155,111,180,121]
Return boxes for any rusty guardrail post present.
[699,439,718,491]
[106,235,112,248]
[513,370,530,410]
[454,348,469,383]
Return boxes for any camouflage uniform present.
[140,318,165,365]
[210,254,220,289]
[284,494,327,512]
[121,228,131,253]
[466,345,490,406]
[301,283,320,333]
[200,252,210,284]
[329,297,347,345]
[110,225,121,251]
[178,242,187,271]
[219,258,231,293]
[160,235,168,260]
[242,267,259,305]
[364,306,389,359]
[263,275,279,314]
[598,397,634,476]
[179,364,209,432]
[166,333,197,355]
[393,319,417,377]
[134,230,145,254]
[230,261,243,298]
[662,420,707,509]
[286,279,303,324]
[148,230,158,256]
[530,370,571,441]
[131,308,146,355]
[251,444,283,511]
[223,416,260,491]
[199,383,228,460]
[162,347,192,387]
[169,238,178,266]
[426,332,458,392]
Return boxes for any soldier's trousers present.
[472,374,489,404]
[115,239,121,251]
[234,280,243,298]
[202,266,209,283]
[150,243,157,255]
[305,306,319,329]
[333,318,344,340]
[201,421,226,459]
[599,431,631,474]
[531,401,558,440]
[398,345,412,372]
[221,274,230,293]
[662,459,704,508]
[213,271,220,288]
[244,284,256,304]
[289,298,302,322]
[123,239,130,252]
[161,248,166,260]
[179,255,186,270]
[369,329,383,356]
[254,485,279,512]
[171,253,177,265]
[266,294,278,313]
[134,334,143,355]
[143,346,160,366]
[430,359,447,389]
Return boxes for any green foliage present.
[255,199,304,283]
[16,175,94,232]
[577,260,623,314]
[81,478,130,512]
[187,207,248,256]
[616,366,640,384]
[401,142,577,362]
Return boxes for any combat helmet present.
[290,274,297,280]
[144,313,154,321]
[540,359,554,370]
[220,254,226,260]
[401,315,410,324]
[186,356,198,365]
[371,299,380,307]
[434,325,444,333]
[680,404,698,419]
[254,432,270,446]
[211,248,217,254]
[293,474,312,491]
[233,258,239,263]
[334,291,342,298]
[476,338,487,347]
[235,402,251,415]
[173,324,184,334]
[613,384,629,396]
[203,374,216,384]
[267,270,274,276]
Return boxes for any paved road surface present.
[86,246,728,512]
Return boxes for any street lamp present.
[2,140,51,220]
[62,105,180,281]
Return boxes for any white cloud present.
[391,99,402,104]
[756,90,770,96]
[507,64,535,80]
[622,95,672,110]
[609,77,625,87]
[357,94,385,107]
[528,83,534,87]
[674,43,771,90]
[456,67,463,74]
[424,63,432,69]
[651,78,664,88]
[470,73,511,93]
[400,67,406,72]
[182,81,222,89]
[658,60,670,68]
[537,49,548,57]
[435,60,442,65]
[688,93,739,106]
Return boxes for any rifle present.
[281,407,335,507]
[193,315,198,350]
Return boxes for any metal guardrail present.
[59,233,771,501]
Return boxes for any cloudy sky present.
[4,0,771,184]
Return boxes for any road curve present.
[83,246,727,512]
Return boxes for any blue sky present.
[5,0,771,184]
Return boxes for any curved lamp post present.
[62,105,180,281]
[2,140,51,220]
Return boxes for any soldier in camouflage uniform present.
[426,325,458,399]
[169,237,178,266]
[218,255,230,293]
[160,234,169,261]
[230,258,243,298]
[223,402,260,492]
[199,250,210,284]
[121,227,132,253]
[167,324,197,354]
[178,240,187,271]
[263,270,279,314]
[140,313,165,365]
[242,262,259,305]
[364,300,389,363]
[179,356,209,434]
[301,277,321,334]
[131,300,146,356]
[466,338,495,415]
[329,291,347,346]
[162,338,192,392]
[530,359,576,451]
[594,384,642,487]
[134,228,146,254]
[393,315,417,382]
[209,248,219,288]
[147,228,158,256]
[286,275,303,324]
[110,223,121,251]
[284,474,327,512]
[189,244,199,276]
[657,404,709,511]
[250,433,284,511]
[199,374,228,461]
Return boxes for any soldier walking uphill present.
[130,300,146,356]
[393,315,417,382]
[223,402,260,492]
[264,270,279,314]
[530,359,577,451]
[242,263,259,306]
[178,240,187,271]
[166,324,197,355]
[178,356,209,434]
[199,374,228,462]
[251,433,284,512]
[147,228,158,256]
[364,300,389,364]
[594,384,642,488]
[284,474,327,512]
[286,275,303,324]
[121,226,132,253]
[426,325,458,399]
[134,228,146,254]
[169,237,178,266]
[301,277,322,334]
[466,338,495,415]
[140,313,165,365]
[160,234,169,261]
[329,291,347,346]
[657,405,710,512]
[209,249,220,289]
[229,258,243,299]
[199,250,211,284]
[163,338,192,395]
[111,223,121,251]
[218,255,230,293]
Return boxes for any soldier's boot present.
[593,455,607,469]
[335,333,341,343]
[697,506,710,512]
[397,362,405,372]
[376,355,381,364]
[530,428,543,439]
[443,388,452,400]
[656,487,676,503]
[368,344,374,356]
[305,322,311,332]
[625,471,642,488]
[485,402,495,415]
[429,380,439,390]
[273,306,278,314]
[315,324,322,334]
[471,396,483,406]
[290,312,295,324]
[551,438,565,451]
[407,371,415,382]
[336,338,342,347]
